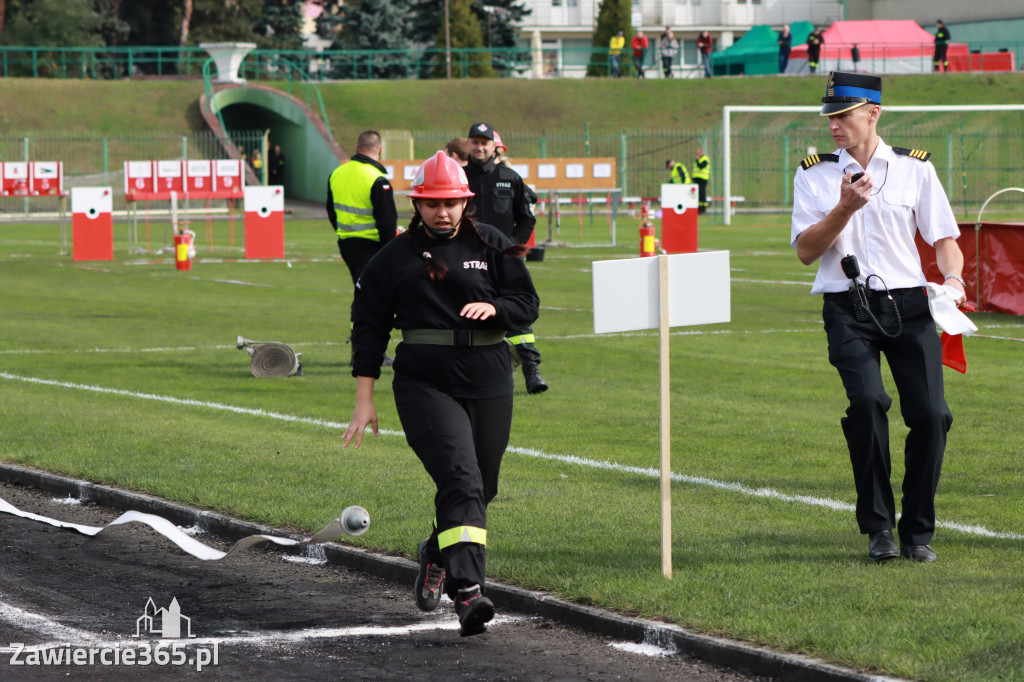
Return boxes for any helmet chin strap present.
[424,223,457,239]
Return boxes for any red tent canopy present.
[791,20,968,73]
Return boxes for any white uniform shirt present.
[791,138,960,294]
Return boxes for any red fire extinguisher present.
[174,230,195,271]
[639,202,656,257]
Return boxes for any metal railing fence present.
[2,41,1021,81]
[3,125,1021,220]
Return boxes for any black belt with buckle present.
[401,329,507,347]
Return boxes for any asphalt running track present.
[0,468,891,681]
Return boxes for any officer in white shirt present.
[791,72,967,564]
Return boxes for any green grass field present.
[2,214,1022,681]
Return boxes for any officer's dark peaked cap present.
[820,71,881,116]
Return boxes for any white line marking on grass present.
[733,278,814,287]
[2,371,1021,542]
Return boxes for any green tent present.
[711,21,813,76]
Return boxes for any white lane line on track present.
[0,600,520,653]
[2,370,1021,542]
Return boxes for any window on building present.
[553,0,562,6]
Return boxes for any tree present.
[257,0,304,51]
[587,0,632,77]
[3,0,104,48]
[432,0,493,78]
[472,0,529,50]
[333,0,413,79]
[178,0,192,48]
[184,0,263,44]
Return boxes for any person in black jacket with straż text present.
[463,122,548,394]
[343,151,539,636]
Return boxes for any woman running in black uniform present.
[343,151,540,636]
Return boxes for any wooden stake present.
[658,255,672,579]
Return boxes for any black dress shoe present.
[868,530,899,561]
[900,543,937,562]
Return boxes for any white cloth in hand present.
[925,282,977,336]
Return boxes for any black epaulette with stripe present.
[892,146,931,161]
[799,153,839,170]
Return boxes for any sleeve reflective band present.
[437,525,487,549]
[507,333,536,345]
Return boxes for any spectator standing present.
[326,130,398,365]
[665,158,691,184]
[807,27,825,74]
[697,30,714,78]
[692,147,710,214]
[934,20,951,72]
[446,138,469,166]
[631,32,649,78]
[268,144,286,188]
[609,31,625,77]
[659,27,678,78]
[464,122,548,394]
[777,25,792,73]
[791,71,966,564]
[251,149,264,184]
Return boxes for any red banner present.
[917,222,1024,315]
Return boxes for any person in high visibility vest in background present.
[327,130,398,365]
[933,19,951,72]
[343,151,540,636]
[692,147,711,214]
[665,158,690,184]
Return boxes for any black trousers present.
[823,287,951,545]
[394,379,513,596]
[695,178,708,213]
[339,237,383,324]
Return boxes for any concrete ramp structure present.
[199,82,345,204]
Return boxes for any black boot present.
[523,362,548,394]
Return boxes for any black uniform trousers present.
[695,178,708,214]
[339,237,384,325]
[822,287,951,546]
[394,378,513,597]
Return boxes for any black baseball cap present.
[820,71,882,116]
[468,122,495,140]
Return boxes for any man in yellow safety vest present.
[666,158,690,184]
[327,130,398,364]
[692,147,711,214]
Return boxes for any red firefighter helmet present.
[408,151,474,199]
[493,132,507,153]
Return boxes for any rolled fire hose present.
[249,342,301,377]
[237,336,302,377]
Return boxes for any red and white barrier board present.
[31,162,65,196]
[214,159,244,198]
[660,183,700,254]
[155,160,184,196]
[124,161,156,200]
[243,185,285,259]
[71,187,114,261]
[1,162,30,196]
[125,159,245,201]
[185,160,213,198]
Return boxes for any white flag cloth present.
[926,282,978,336]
